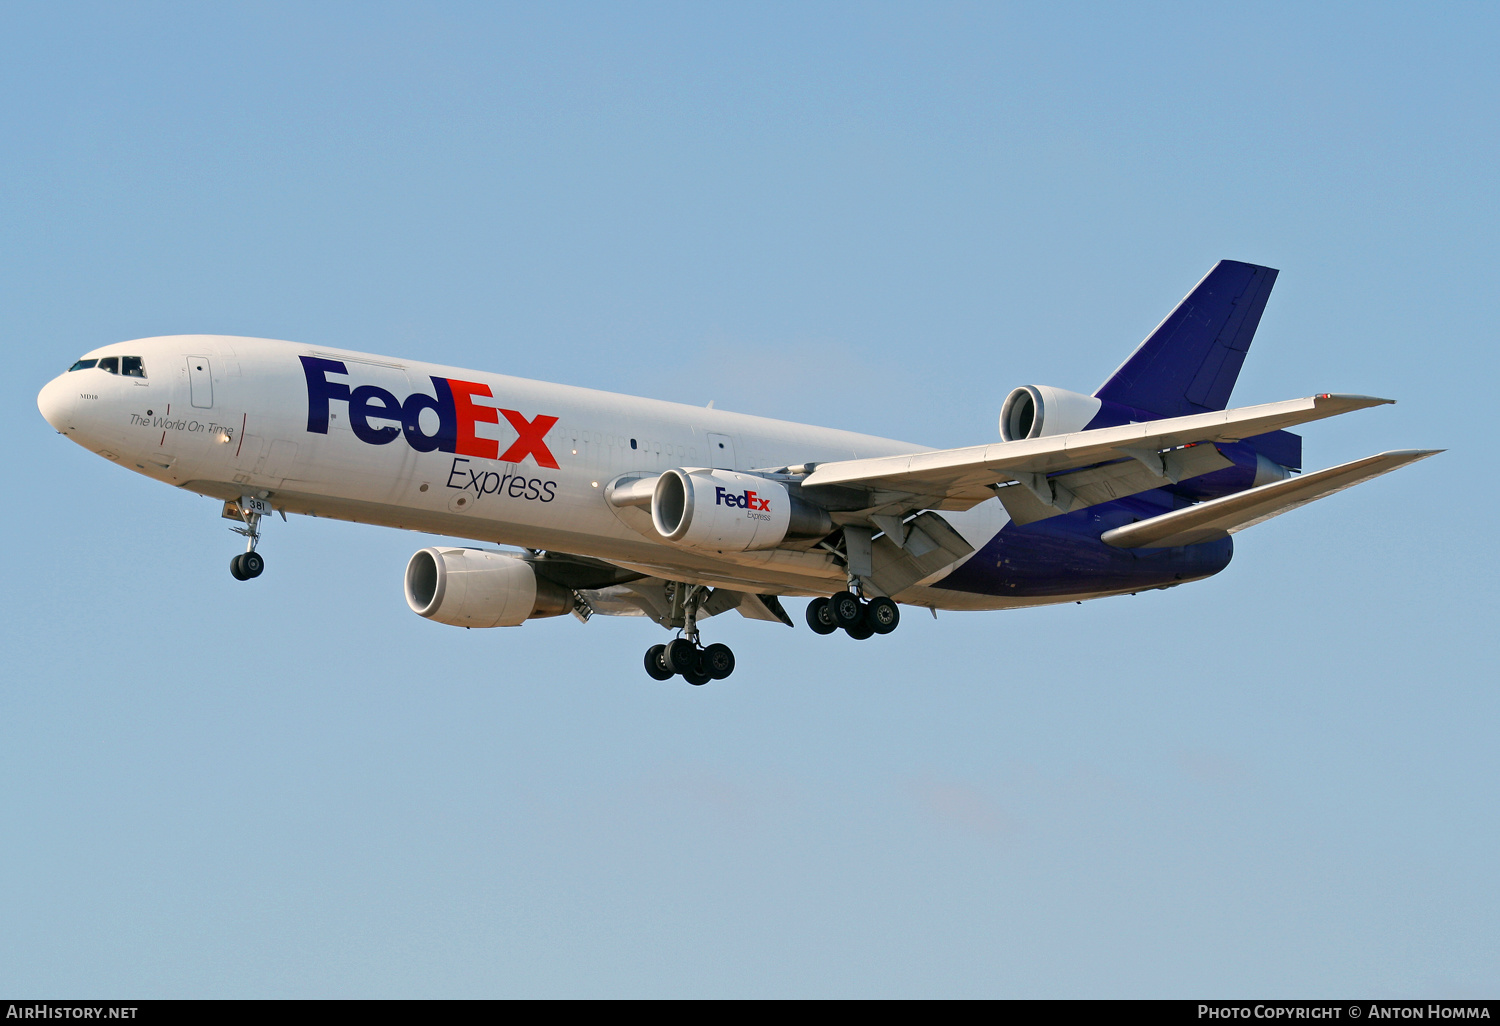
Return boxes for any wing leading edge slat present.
[799,393,1393,508]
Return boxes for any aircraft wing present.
[1100,449,1442,548]
[798,393,1393,512]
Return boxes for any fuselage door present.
[707,432,736,470]
[187,356,214,408]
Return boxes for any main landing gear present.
[643,582,736,685]
[805,591,901,640]
[644,639,735,686]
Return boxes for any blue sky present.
[2,2,1496,997]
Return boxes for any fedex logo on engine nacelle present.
[300,356,559,468]
[715,486,770,511]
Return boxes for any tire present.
[242,551,265,578]
[229,554,248,581]
[702,643,735,680]
[829,591,864,629]
[805,598,838,635]
[682,667,713,686]
[644,644,675,681]
[666,638,700,676]
[866,596,900,634]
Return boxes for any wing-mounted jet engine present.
[404,547,575,628]
[652,468,834,552]
[608,468,834,553]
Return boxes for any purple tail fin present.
[1096,260,1278,418]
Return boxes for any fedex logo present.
[300,356,559,468]
[715,486,770,511]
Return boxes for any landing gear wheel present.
[241,551,265,578]
[666,638,700,676]
[702,643,735,680]
[681,666,713,686]
[805,597,838,635]
[844,617,875,640]
[866,596,900,634]
[229,554,248,581]
[829,591,864,629]
[644,644,675,681]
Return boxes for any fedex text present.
[301,356,559,467]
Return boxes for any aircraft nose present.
[37,374,76,432]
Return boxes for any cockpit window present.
[68,358,98,371]
[121,356,146,378]
[97,356,119,374]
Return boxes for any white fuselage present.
[39,335,1032,608]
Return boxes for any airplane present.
[36,260,1439,685]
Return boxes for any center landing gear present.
[643,583,737,685]
[805,591,901,640]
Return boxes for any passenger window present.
[121,356,146,378]
[97,357,119,374]
[68,359,98,372]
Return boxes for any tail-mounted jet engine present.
[649,468,833,552]
[998,385,1303,495]
[404,547,573,628]
[999,385,1105,441]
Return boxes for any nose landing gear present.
[224,495,273,581]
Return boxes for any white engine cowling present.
[404,547,572,628]
[999,385,1104,441]
[651,468,831,552]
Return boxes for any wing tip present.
[1380,447,1445,461]
[1316,393,1397,407]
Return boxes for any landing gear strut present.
[805,526,904,640]
[226,495,271,581]
[642,583,737,684]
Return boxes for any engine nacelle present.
[404,547,572,628]
[651,468,832,552]
[999,385,1104,441]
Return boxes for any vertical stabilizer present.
[1096,260,1278,418]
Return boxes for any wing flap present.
[801,394,1391,507]
[867,512,976,597]
[1099,449,1442,548]
[997,442,1234,525]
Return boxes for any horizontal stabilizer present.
[1100,449,1442,548]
